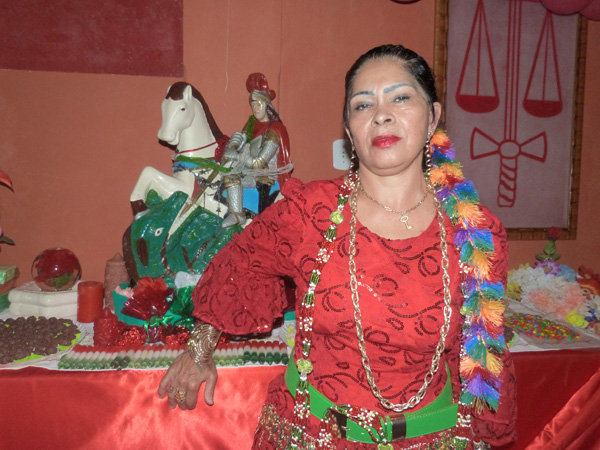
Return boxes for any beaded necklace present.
[290,131,507,449]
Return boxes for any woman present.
[158,45,516,449]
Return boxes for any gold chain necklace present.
[348,179,453,413]
[359,184,428,230]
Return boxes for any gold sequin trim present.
[256,404,318,449]
[255,403,463,450]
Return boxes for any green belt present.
[285,357,459,444]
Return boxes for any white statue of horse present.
[130,82,229,222]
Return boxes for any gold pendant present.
[400,215,412,230]
[377,444,394,450]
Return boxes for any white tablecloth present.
[3,299,600,371]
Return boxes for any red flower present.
[120,277,171,320]
[547,227,562,240]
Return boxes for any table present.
[498,349,600,450]
[3,349,599,449]
[3,304,600,449]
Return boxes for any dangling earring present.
[350,144,359,172]
[424,132,433,183]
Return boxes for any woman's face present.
[250,92,269,122]
[346,58,440,177]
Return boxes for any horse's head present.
[158,84,196,146]
[158,82,224,152]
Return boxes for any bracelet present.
[186,322,222,366]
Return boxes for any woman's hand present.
[158,350,218,411]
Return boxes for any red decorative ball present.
[582,0,600,20]
[116,326,146,346]
[161,325,190,345]
[31,248,82,291]
[541,0,592,15]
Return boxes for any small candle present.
[103,253,130,312]
[77,281,104,323]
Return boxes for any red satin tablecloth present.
[3,350,600,450]
[5,366,277,450]
[498,349,600,450]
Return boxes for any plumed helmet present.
[246,73,276,100]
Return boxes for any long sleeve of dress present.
[191,178,308,335]
[471,209,518,446]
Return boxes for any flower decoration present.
[508,261,600,335]
[566,310,589,329]
[94,302,191,347]
[535,260,561,275]
[527,282,585,318]
[112,277,195,344]
[535,226,562,262]
[120,276,171,320]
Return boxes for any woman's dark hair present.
[343,44,439,128]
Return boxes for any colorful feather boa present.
[429,130,507,417]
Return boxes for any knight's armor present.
[221,129,280,228]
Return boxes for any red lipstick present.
[372,135,400,148]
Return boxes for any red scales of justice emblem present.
[456,0,562,207]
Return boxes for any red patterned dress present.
[192,177,517,449]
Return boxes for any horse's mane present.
[165,82,224,141]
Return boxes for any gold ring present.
[174,389,187,403]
